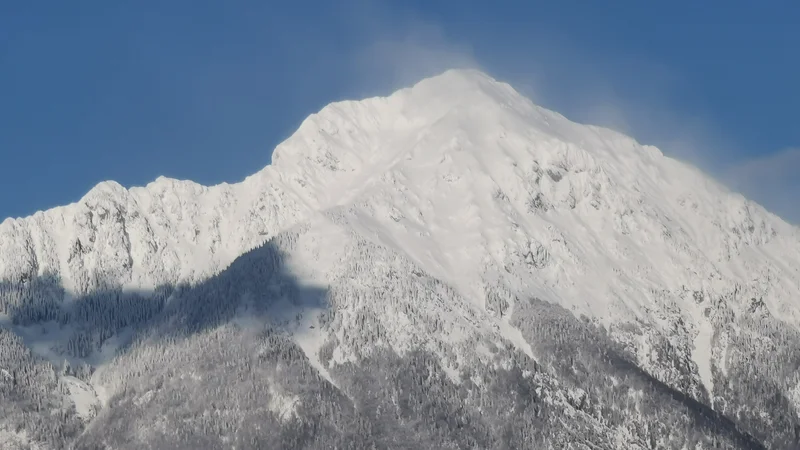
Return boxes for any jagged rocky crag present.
[1,70,799,449]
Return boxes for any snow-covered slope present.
[5,69,798,311]
[2,69,800,449]
[5,68,799,336]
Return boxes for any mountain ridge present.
[3,67,800,367]
[2,68,800,449]
[4,68,794,292]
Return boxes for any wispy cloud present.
[726,147,800,180]
[724,148,800,223]
[348,20,480,96]
[328,5,797,224]
[342,10,728,166]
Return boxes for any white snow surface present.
[61,375,101,420]
[3,68,800,384]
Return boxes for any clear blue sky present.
[1,1,798,221]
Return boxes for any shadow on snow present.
[0,236,329,372]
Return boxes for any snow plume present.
[346,10,480,97]
[724,147,800,224]
[343,7,736,205]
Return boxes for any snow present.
[267,390,300,422]
[2,68,800,401]
[61,375,100,420]
[0,429,43,450]
[693,319,715,398]
[288,307,337,387]
[499,319,535,359]
[789,379,800,413]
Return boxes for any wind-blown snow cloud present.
[724,148,800,223]
[349,21,480,95]
[336,7,798,224]
[344,10,723,165]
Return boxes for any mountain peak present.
[265,69,545,207]
[79,180,129,205]
[407,68,503,93]
[2,69,798,316]
[424,67,494,81]
[3,68,800,449]
[403,68,527,112]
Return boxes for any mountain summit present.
[1,69,799,449]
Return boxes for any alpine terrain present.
[1,69,799,449]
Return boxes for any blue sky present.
[1,1,798,222]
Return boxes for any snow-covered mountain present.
[2,69,799,449]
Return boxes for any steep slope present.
[2,69,800,449]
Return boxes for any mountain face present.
[2,69,800,449]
